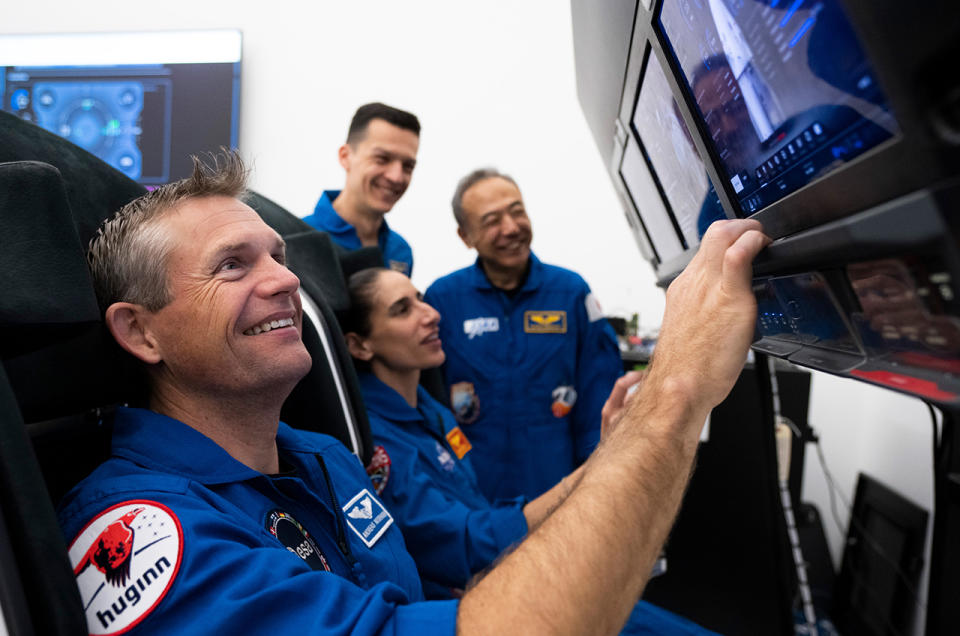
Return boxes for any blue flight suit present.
[302,189,413,276]
[359,373,527,598]
[424,253,622,501]
[359,376,720,636]
[57,408,457,635]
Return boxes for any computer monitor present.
[658,0,899,216]
[630,49,723,248]
[0,30,241,185]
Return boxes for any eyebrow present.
[206,236,286,267]
[480,201,523,222]
[372,148,417,166]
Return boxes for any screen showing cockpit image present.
[659,0,899,214]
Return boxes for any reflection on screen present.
[620,136,685,264]
[631,54,721,248]
[659,0,899,214]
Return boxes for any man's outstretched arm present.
[457,220,770,635]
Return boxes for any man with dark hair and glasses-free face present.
[302,102,420,276]
[60,151,769,634]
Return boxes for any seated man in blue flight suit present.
[342,266,717,634]
[425,168,623,501]
[301,102,418,275]
[58,150,771,634]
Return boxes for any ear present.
[337,143,352,172]
[457,225,474,250]
[345,332,374,362]
[105,302,164,365]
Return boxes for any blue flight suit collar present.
[313,189,394,252]
[467,252,543,293]
[359,374,447,434]
[111,407,315,485]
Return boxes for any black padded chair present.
[0,114,379,634]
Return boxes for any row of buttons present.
[754,121,826,183]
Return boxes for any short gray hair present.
[88,150,249,312]
[451,168,518,229]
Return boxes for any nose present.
[419,299,441,326]
[259,257,301,297]
[500,213,521,236]
[384,160,405,184]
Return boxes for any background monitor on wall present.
[0,30,241,185]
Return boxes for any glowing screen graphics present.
[620,136,685,264]
[659,0,899,214]
[631,54,724,248]
[0,31,241,185]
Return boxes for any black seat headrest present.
[0,111,146,248]
[0,161,100,355]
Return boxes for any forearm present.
[521,464,585,530]
[458,376,708,635]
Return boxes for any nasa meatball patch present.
[69,500,183,635]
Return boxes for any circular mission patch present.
[69,500,183,635]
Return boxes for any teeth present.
[244,317,294,336]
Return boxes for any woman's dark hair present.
[342,267,387,338]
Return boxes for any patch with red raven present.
[69,500,183,635]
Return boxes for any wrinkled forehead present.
[463,177,524,217]
[159,196,283,266]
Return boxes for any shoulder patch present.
[524,310,567,333]
[450,381,480,424]
[69,500,183,635]
[365,445,391,495]
[585,293,604,322]
[342,489,394,548]
[445,426,473,459]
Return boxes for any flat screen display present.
[619,136,685,264]
[659,0,899,214]
[631,52,723,247]
[0,30,241,185]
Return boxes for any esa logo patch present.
[266,510,331,572]
[69,500,183,635]
[342,489,394,548]
[450,381,480,424]
[524,310,567,333]
[463,316,499,339]
[366,445,392,495]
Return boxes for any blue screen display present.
[659,0,899,214]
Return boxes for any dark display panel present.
[630,52,723,246]
[0,31,241,186]
[659,0,899,214]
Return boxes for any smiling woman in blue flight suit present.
[341,267,718,635]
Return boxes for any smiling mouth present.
[243,317,295,336]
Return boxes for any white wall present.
[4,0,665,328]
[4,1,935,631]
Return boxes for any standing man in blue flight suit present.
[425,168,623,501]
[58,150,772,634]
[302,102,419,275]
